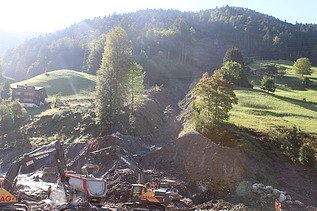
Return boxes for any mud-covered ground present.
[0,89,316,211]
[7,132,316,211]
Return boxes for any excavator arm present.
[2,141,69,195]
[88,146,145,184]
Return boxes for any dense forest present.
[2,6,317,86]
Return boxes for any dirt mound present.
[144,132,248,193]
[131,88,183,145]
[86,132,149,155]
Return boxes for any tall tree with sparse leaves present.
[95,27,133,131]
[127,62,145,115]
[191,70,238,133]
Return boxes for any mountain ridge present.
[2,6,317,84]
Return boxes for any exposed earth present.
[0,89,316,211]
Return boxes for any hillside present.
[2,6,317,85]
[230,60,317,134]
[0,6,317,210]
[11,70,96,99]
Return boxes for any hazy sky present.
[1,0,316,33]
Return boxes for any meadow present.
[230,60,317,134]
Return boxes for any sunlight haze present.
[1,0,316,33]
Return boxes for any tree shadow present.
[266,92,317,112]
[277,75,306,91]
[239,88,317,113]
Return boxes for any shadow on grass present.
[266,92,317,112]
[277,75,306,90]
[238,88,317,113]
[248,109,315,119]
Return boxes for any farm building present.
[11,85,47,107]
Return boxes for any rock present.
[279,193,286,202]
[280,190,287,195]
[265,185,273,192]
[180,198,193,206]
[285,200,293,205]
[294,200,303,206]
[272,189,280,195]
[285,195,291,201]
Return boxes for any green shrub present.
[302,77,311,88]
[299,143,316,166]
[279,127,306,162]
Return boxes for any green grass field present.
[11,70,96,100]
[229,60,317,134]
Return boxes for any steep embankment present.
[144,132,248,192]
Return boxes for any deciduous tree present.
[220,61,242,84]
[127,62,145,115]
[191,70,237,133]
[293,57,312,76]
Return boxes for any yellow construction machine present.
[88,146,174,211]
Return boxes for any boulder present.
[279,193,286,202]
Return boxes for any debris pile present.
[194,199,250,211]
[145,132,248,192]
[252,183,305,209]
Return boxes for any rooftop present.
[11,84,45,91]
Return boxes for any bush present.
[299,143,316,166]
[0,100,29,132]
[261,75,276,93]
[279,127,306,162]
[302,77,311,88]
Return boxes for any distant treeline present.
[2,6,317,84]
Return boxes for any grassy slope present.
[229,60,317,134]
[11,70,96,100]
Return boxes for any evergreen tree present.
[127,62,145,115]
[223,47,251,87]
[223,47,245,69]
[95,27,133,131]
[191,70,237,133]
[293,57,312,76]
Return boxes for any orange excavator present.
[88,146,172,211]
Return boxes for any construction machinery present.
[88,146,173,211]
[62,169,107,206]
[0,140,108,210]
[39,145,107,206]
[0,141,72,211]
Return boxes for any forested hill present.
[3,6,317,84]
